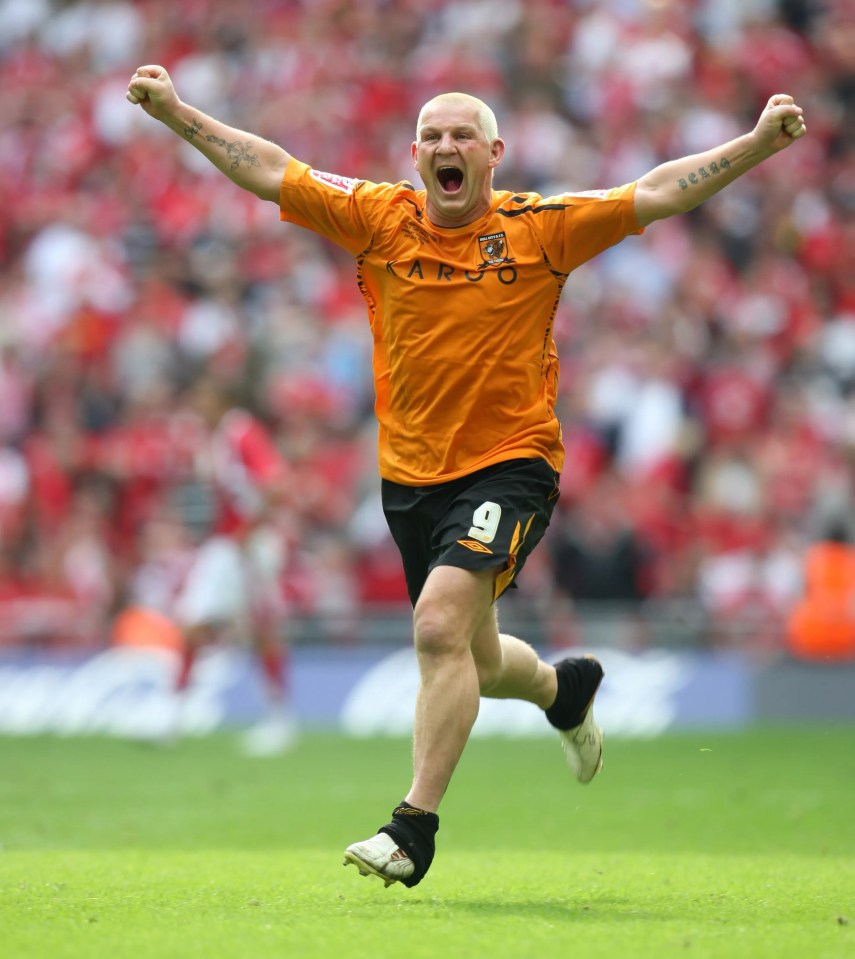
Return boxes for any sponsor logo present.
[457,539,494,554]
[309,169,358,194]
[386,259,519,285]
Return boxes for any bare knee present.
[412,598,468,660]
[412,565,496,665]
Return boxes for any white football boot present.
[343,833,415,887]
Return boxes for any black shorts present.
[382,457,560,606]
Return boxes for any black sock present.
[545,657,603,731]
[378,800,440,888]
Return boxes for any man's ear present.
[411,141,419,169]
[489,137,505,169]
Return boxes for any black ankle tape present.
[392,800,437,820]
[378,800,439,888]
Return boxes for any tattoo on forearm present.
[677,156,731,190]
[205,135,261,171]
[183,118,203,141]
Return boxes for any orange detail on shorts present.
[494,563,517,600]
[507,521,521,557]
[493,513,536,601]
[281,160,641,486]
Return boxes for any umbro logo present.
[457,539,494,554]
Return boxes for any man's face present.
[412,98,504,228]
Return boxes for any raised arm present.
[126,65,290,203]
[633,93,807,228]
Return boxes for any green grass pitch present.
[0,726,852,959]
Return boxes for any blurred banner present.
[1,644,850,740]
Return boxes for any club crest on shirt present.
[478,231,513,268]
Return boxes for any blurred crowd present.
[1,0,855,651]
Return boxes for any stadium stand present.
[0,0,853,655]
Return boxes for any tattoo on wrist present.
[184,118,203,141]
[677,156,731,190]
[205,135,261,171]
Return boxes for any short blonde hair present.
[416,93,499,144]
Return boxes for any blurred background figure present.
[118,373,297,754]
[173,374,295,754]
[786,520,855,661]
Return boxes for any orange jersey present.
[280,160,642,486]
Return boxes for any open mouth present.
[437,166,464,194]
